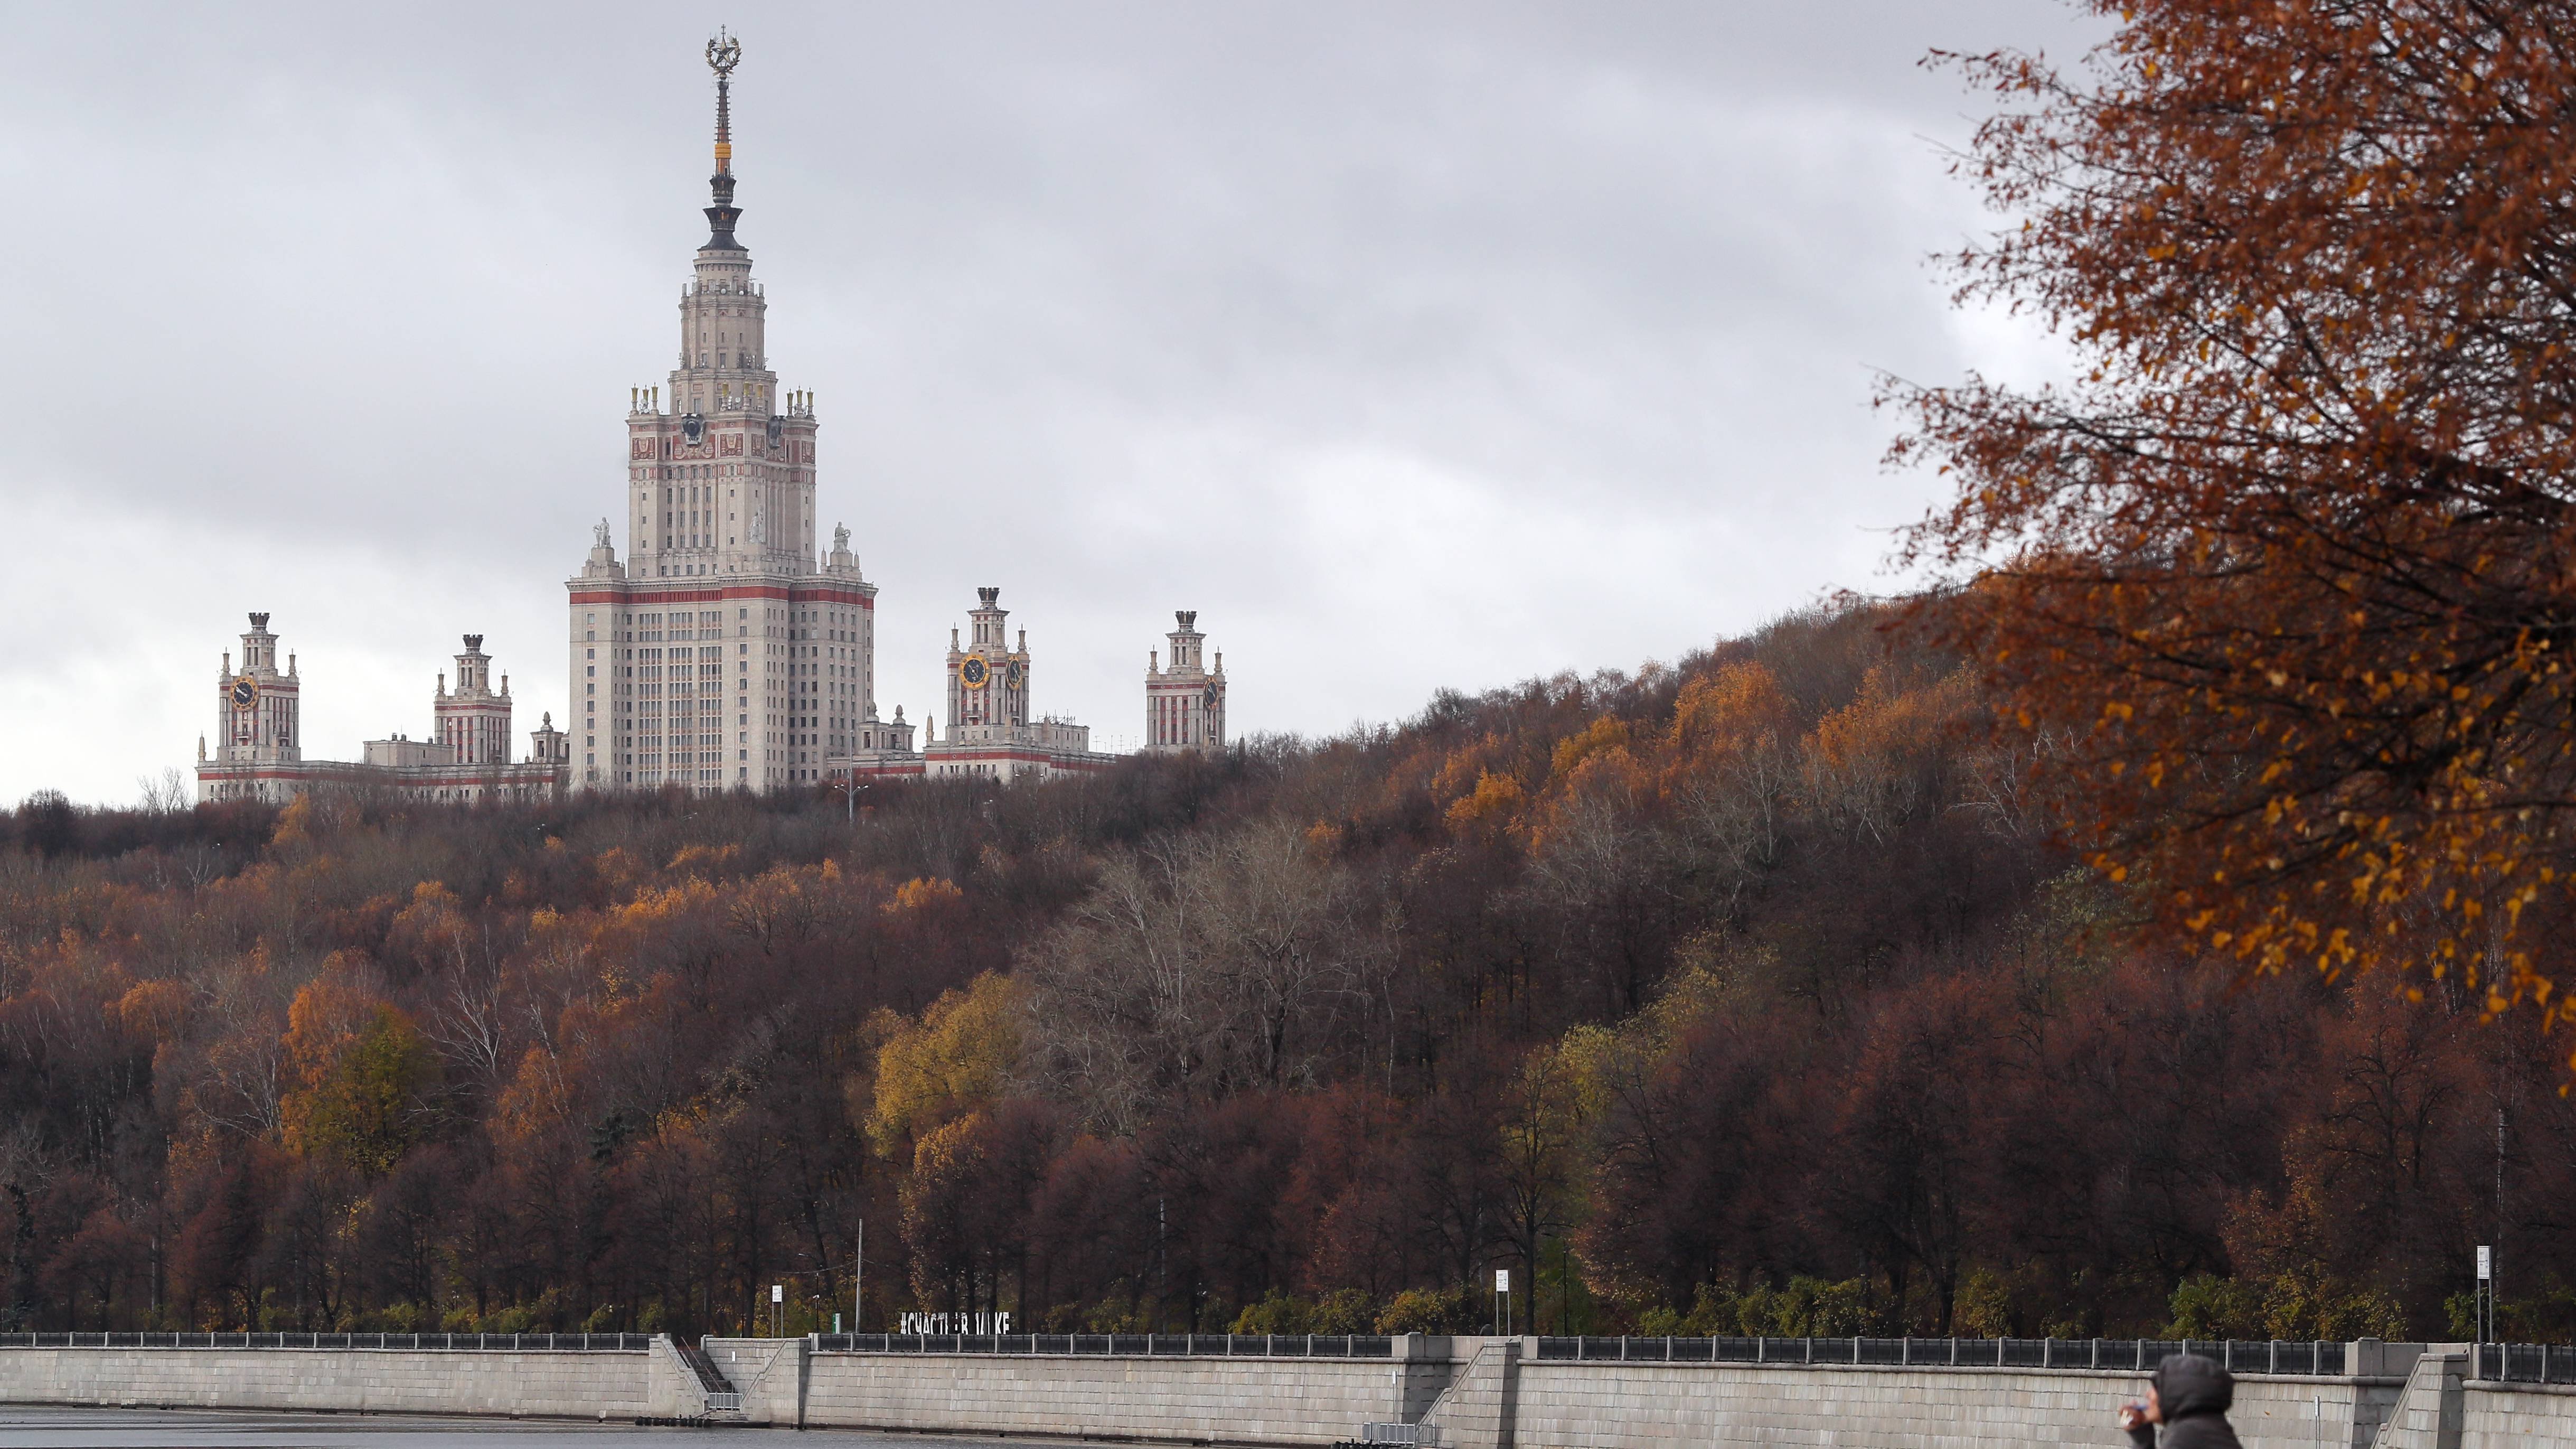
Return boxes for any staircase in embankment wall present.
[673,1340,744,1418]
[8,1334,2576,1444]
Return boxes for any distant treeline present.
[1,604,2567,1341]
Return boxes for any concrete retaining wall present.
[15,1333,2542,1446]
[2374,1348,2465,1449]
[0,1341,688,1420]
[2370,1351,2576,1449]
[702,1336,806,1423]
[2459,1380,2576,1446]
[1500,1359,2393,1449]
[796,1346,1408,1442]
[1421,1340,1518,1449]
[785,1339,2416,1449]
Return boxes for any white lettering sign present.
[1494,1269,1510,1292]
[899,1311,1014,1335]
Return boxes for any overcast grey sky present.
[2,2,2098,806]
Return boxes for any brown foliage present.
[1,603,2565,1337]
[1892,1,2576,1024]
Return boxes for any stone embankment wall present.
[702,1336,807,1423]
[0,1338,701,1420]
[788,1340,1416,1441]
[781,1336,2539,1449]
[6,1332,2575,1445]
[2374,1347,2576,1449]
[1481,1357,2389,1449]
[2458,1382,2576,1444]
[779,1335,2411,1447]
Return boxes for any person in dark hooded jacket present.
[2119,1353,2242,1449]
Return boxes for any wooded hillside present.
[2,604,2565,1340]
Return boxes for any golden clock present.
[959,657,989,688]
[1005,660,1024,689]
[230,674,259,709]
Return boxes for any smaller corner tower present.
[435,634,514,766]
[1144,610,1226,754]
[529,712,571,769]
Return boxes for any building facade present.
[922,587,1112,781]
[1144,611,1226,754]
[195,616,567,805]
[568,33,887,794]
[187,36,1246,807]
[829,588,1113,783]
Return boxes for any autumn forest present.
[23,0,2576,1354]
[1,604,2564,1345]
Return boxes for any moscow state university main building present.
[568,38,892,792]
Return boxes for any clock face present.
[1203,683,1220,709]
[1005,660,1023,689]
[959,657,989,688]
[230,674,259,709]
[682,414,706,445]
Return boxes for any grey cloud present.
[0,0,2100,801]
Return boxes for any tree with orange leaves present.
[1892,0,2576,1028]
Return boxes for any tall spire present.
[703,29,744,251]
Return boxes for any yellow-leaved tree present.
[863,971,1024,1160]
[279,966,439,1176]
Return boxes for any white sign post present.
[2476,1246,2494,1347]
[1494,1269,1511,1336]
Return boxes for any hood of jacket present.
[2154,1353,2234,1420]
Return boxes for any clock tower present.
[915,587,1108,781]
[213,612,301,766]
[569,32,885,793]
[946,588,1031,732]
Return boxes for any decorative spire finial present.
[702,31,746,250]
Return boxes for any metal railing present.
[2474,1343,2576,1383]
[0,1331,651,1351]
[1530,1337,2348,1376]
[814,1333,1397,1358]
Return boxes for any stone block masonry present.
[701,1336,804,1423]
[794,1337,2419,1449]
[1499,1358,2394,1449]
[2458,1380,2576,1445]
[798,1346,1409,1442]
[0,1341,697,1422]
[10,1333,2576,1446]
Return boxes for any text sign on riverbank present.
[899,1311,1013,1334]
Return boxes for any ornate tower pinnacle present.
[704,30,745,251]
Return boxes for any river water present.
[0,1408,1041,1448]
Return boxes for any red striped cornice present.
[569,582,875,607]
